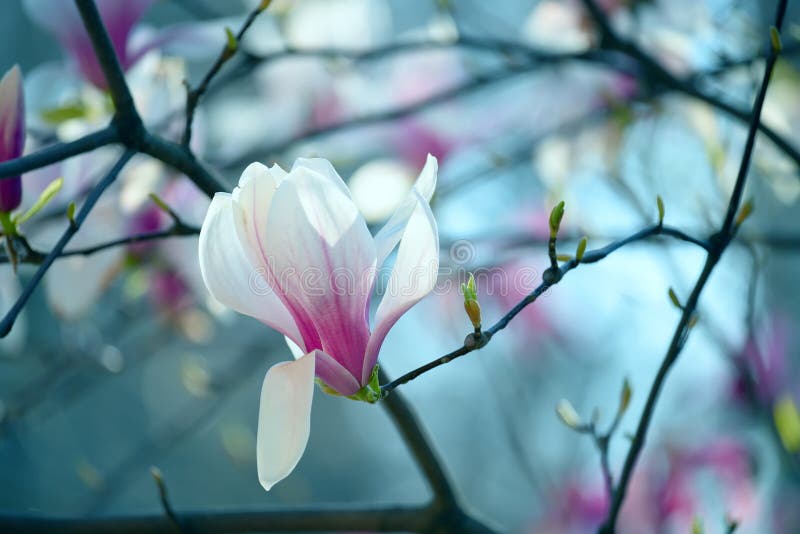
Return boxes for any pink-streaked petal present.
[0,66,24,212]
[284,339,360,395]
[265,166,376,383]
[314,350,362,396]
[257,352,315,491]
[374,154,437,267]
[0,65,24,161]
[364,190,439,383]
[198,193,303,346]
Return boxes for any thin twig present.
[0,150,134,338]
[150,467,182,533]
[596,1,788,530]
[380,222,706,395]
[181,4,269,146]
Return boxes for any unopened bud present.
[556,399,581,429]
[461,273,481,329]
[549,201,565,238]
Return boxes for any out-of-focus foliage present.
[0,0,799,532]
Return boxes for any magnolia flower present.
[198,155,439,490]
[0,66,24,213]
[24,0,155,89]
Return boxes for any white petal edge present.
[231,162,284,269]
[373,154,437,268]
[363,189,439,382]
[257,352,315,491]
[199,193,303,346]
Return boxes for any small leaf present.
[774,395,800,453]
[66,201,76,224]
[15,177,63,225]
[556,399,581,429]
[575,236,587,262]
[618,378,632,415]
[225,27,238,53]
[40,103,88,124]
[770,26,782,53]
[259,0,273,10]
[556,254,572,262]
[656,195,665,224]
[668,287,682,310]
[735,199,754,226]
[549,201,566,237]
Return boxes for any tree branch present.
[0,126,119,180]
[182,3,269,146]
[0,150,135,337]
[596,1,788,530]
[74,0,141,130]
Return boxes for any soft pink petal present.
[265,167,376,384]
[284,338,360,396]
[198,193,302,346]
[0,65,24,161]
[257,352,315,491]
[364,190,439,382]
[374,154,437,267]
[314,350,362,396]
[23,0,153,87]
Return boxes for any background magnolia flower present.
[23,0,155,89]
[199,155,439,490]
[0,65,24,213]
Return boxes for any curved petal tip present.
[257,352,316,491]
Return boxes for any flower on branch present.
[198,154,439,490]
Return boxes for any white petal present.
[257,352,315,491]
[198,193,303,345]
[364,190,439,382]
[264,166,376,381]
[230,162,284,269]
[285,336,305,360]
[291,157,351,198]
[373,154,437,267]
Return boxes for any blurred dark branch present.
[0,126,118,180]
[74,0,140,128]
[380,221,706,395]
[0,222,200,265]
[0,150,135,337]
[74,0,226,199]
[182,2,269,146]
[0,0,228,338]
[596,1,788,530]
[577,0,800,170]
[377,368,494,532]
[0,505,436,533]
[222,65,538,169]
[223,34,800,168]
